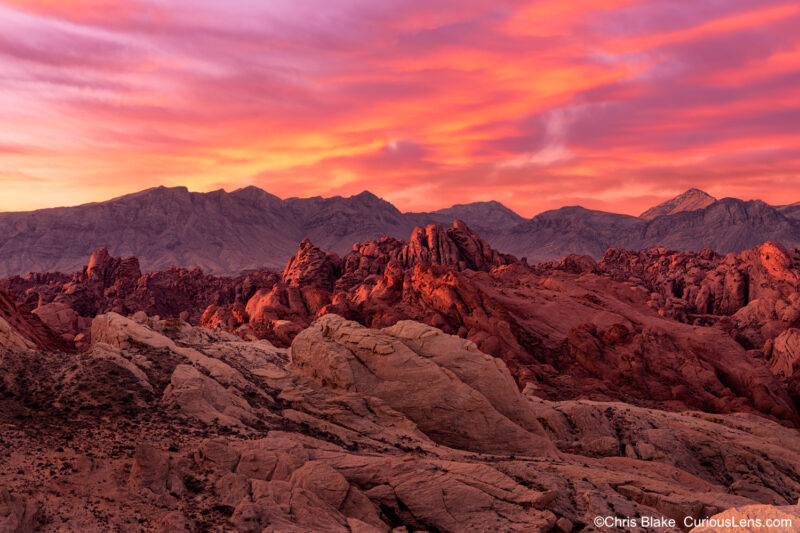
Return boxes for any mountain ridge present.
[640,188,716,219]
[2,186,800,276]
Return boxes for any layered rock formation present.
[2,309,799,531]
[5,221,800,428]
[598,241,800,417]
[291,315,554,456]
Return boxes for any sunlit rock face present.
[2,309,799,531]
[6,222,800,425]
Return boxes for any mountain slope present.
[2,186,800,276]
[640,188,716,219]
[0,186,301,275]
[640,198,799,252]
[285,191,418,253]
[499,198,800,262]
[428,200,526,230]
[493,206,644,263]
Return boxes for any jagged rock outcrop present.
[282,239,342,290]
[8,225,800,426]
[401,220,517,270]
[87,247,142,285]
[599,241,800,323]
[597,241,800,413]
[2,250,279,344]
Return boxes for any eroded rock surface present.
[290,314,554,456]
[1,313,799,531]
[690,503,800,532]
[6,223,800,428]
[0,287,66,352]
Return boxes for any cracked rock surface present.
[2,307,800,532]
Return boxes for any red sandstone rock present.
[0,287,69,351]
[283,239,342,290]
[3,313,799,531]
[5,225,800,425]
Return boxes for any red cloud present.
[0,0,798,216]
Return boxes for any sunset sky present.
[0,0,798,216]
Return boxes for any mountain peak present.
[115,185,190,202]
[640,188,716,219]
[349,190,387,204]
[432,200,525,228]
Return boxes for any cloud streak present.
[0,0,797,215]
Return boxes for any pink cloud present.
[0,0,798,216]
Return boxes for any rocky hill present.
[3,187,800,277]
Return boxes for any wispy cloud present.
[497,108,580,169]
[0,0,798,215]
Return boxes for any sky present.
[0,0,798,216]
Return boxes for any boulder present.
[162,364,255,427]
[32,302,80,338]
[129,444,186,497]
[290,314,555,456]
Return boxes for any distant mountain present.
[639,198,799,252]
[1,186,800,276]
[283,190,418,253]
[495,196,800,263]
[640,188,716,219]
[489,206,641,263]
[0,186,522,276]
[776,201,800,222]
[0,186,299,276]
[429,201,526,230]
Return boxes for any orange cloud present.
[606,3,800,53]
[0,0,798,218]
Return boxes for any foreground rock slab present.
[2,310,800,531]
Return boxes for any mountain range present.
[2,185,800,276]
